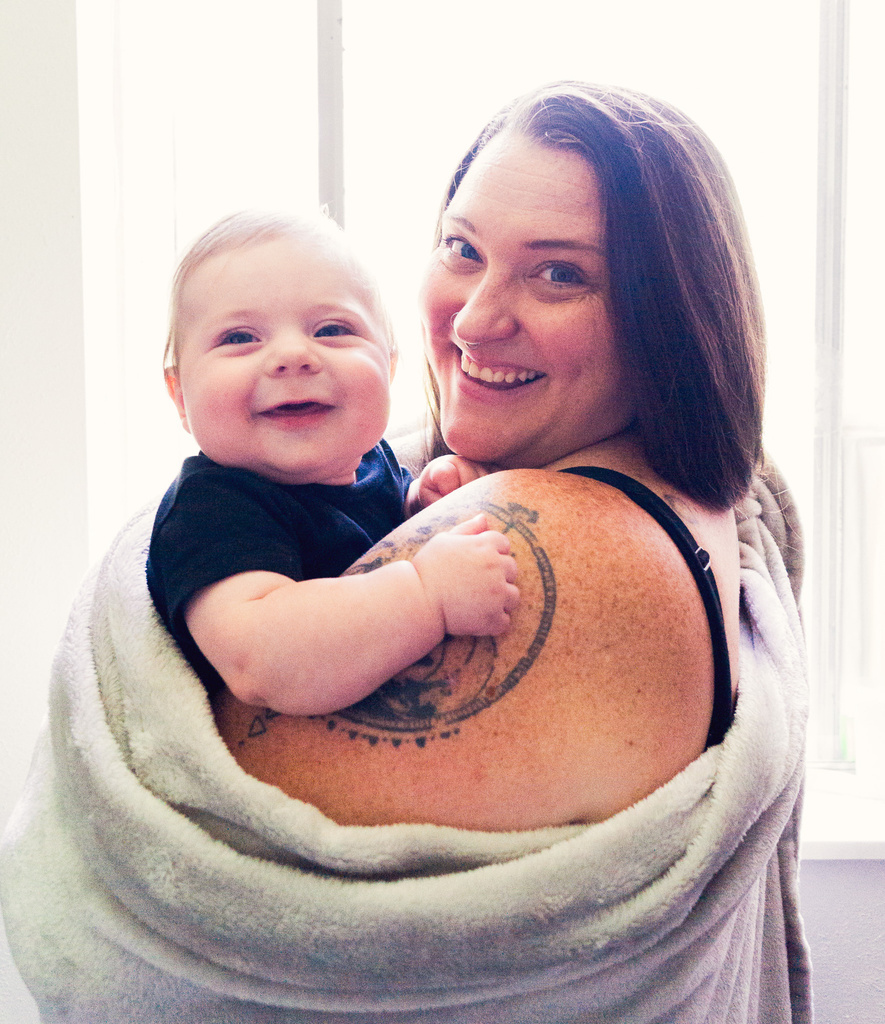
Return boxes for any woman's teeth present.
[460,352,541,384]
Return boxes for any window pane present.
[169,2,319,246]
[844,0,885,432]
[840,0,885,778]
[80,0,318,557]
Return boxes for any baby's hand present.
[411,514,519,636]
[408,456,490,514]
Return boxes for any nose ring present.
[451,312,480,349]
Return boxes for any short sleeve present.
[146,464,316,692]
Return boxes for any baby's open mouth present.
[460,352,544,388]
[262,401,331,417]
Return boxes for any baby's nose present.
[266,332,322,375]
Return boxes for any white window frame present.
[811,0,848,767]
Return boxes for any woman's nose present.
[450,276,519,346]
[264,332,322,376]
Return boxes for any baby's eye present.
[314,323,353,338]
[443,237,481,262]
[539,264,585,286]
[220,330,259,346]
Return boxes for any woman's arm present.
[214,469,723,830]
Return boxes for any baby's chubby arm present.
[184,513,518,716]
[405,455,491,515]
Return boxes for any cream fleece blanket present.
[0,471,811,1023]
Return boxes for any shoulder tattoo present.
[323,499,556,748]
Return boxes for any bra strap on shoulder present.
[559,466,733,748]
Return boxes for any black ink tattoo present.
[237,707,281,746]
[320,500,556,747]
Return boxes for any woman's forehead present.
[447,133,604,243]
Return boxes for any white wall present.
[0,0,88,1018]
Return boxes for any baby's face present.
[169,235,393,486]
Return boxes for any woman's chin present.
[443,422,509,467]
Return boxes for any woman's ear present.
[164,369,191,434]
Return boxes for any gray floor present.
[799,859,885,1023]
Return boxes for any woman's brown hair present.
[426,82,765,510]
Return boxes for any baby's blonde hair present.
[164,210,395,373]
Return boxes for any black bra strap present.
[560,466,733,747]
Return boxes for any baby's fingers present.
[426,460,462,498]
[487,585,520,634]
[487,530,513,557]
[447,513,489,537]
[502,554,518,584]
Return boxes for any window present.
[79,0,319,556]
[77,0,881,781]
[827,0,885,780]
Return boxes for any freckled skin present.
[213,469,716,830]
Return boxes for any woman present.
[0,84,810,1022]
[214,82,759,829]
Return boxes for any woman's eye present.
[315,323,352,338]
[220,330,258,346]
[443,237,481,262]
[540,264,585,286]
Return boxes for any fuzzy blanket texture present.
[0,468,811,1023]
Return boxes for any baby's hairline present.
[164,211,396,373]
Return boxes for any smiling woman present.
[423,134,633,470]
[423,90,765,516]
[216,84,755,829]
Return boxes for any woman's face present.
[420,132,635,469]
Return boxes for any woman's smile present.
[459,351,544,387]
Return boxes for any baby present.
[146,211,518,716]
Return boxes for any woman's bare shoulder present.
[214,468,717,830]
